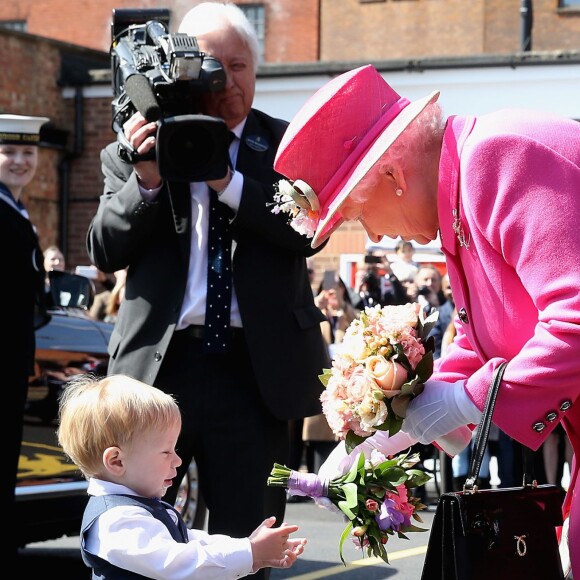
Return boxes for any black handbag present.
[421,363,565,580]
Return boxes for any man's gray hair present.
[179,2,259,72]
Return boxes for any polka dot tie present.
[204,189,233,354]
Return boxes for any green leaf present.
[404,524,429,533]
[415,351,434,383]
[337,482,359,519]
[418,308,439,340]
[318,368,333,387]
[345,430,368,454]
[338,521,353,566]
[392,344,412,373]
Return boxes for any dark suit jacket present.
[87,109,329,420]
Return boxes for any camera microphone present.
[124,74,162,122]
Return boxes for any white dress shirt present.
[84,478,253,579]
[139,120,246,329]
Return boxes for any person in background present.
[57,374,307,579]
[378,255,409,306]
[415,265,452,360]
[389,239,419,284]
[43,244,67,296]
[43,245,66,273]
[0,113,50,564]
[441,272,453,303]
[273,64,579,578]
[353,266,383,310]
[86,4,328,576]
[408,263,447,309]
[315,272,358,351]
[89,268,127,323]
[103,268,127,324]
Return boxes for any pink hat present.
[274,65,439,248]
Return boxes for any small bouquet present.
[268,449,430,564]
[269,179,320,238]
[320,302,438,453]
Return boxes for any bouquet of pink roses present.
[320,302,438,453]
[268,449,430,564]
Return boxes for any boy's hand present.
[250,517,307,571]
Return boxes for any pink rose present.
[366,355,408,393]
[345,367,377,403]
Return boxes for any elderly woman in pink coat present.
[272,65,579,579]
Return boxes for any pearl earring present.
[395,188,403,197]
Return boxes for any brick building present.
[1,0,579,280]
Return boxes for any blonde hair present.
[57,374,181,479]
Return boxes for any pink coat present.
[433,111,580,576]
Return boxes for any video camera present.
[110,8,230,182]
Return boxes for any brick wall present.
[0,0,320,62]
[321,0,580,61]
[64,96,115,267]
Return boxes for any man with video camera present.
[87,4,329,575]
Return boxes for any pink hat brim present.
[310,90,441,248]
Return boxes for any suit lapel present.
[237,112,272,177]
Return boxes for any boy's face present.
[117,421,182,499]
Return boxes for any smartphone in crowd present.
[75,265,100,280]
[323,269,338,290]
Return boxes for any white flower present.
[270,179,320,238]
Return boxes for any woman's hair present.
[57,374,181,479]
[179,2,260,72]
[354,101,445,202]
[383,101,445,168]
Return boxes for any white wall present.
[254,62,580,121]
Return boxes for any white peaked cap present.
[0,114,50,145]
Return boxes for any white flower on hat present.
[270,178,320,238]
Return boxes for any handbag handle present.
[464,362,536,492]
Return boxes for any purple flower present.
[375,498,410,532]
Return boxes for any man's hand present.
[123,112,162,190]
[206,166,233,196]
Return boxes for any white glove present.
[317,431,419,481]
[403,379,481,444]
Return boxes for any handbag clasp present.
[514,534,528,557]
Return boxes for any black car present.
[17,271,205,547]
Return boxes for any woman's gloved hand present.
[315,431,418,514]
[317,431,419,481]
[402,379,481,444]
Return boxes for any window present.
[238,4,265,63]
[560,0,580,6]
[0,20,27,32]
